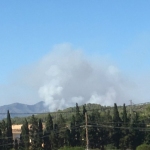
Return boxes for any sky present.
[0,1,150,109]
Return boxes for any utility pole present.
[85,112,89,150]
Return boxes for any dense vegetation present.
[1,102,150,149]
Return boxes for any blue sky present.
[0,1,150,106]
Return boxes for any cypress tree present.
[64,128,71,146]
[7,110,13,149]
[82,105,87,119]
[20,118,29,150]
[14,138,19,150]
[0,128,3,150]
[122,103,128,125]
[120,104,129,149]
[37,119,43,149]
[19,132,24,150]
[46,114,53,131]
[50,124,58,150]
[112,103,121,149]
[29,115,39,150]
[44,113,53,150]
[57,114,66,148]
[70,115,76,147]
[75,103,81,146]
[1,120,7,150]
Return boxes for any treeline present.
[0,103,150,150]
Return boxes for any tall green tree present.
[70,115,76,147]
[82,105,87,119]
[64,128,71,146]
[37,118,43,149]
[14,138,19,150]
[75,103,82,146]
[0,127,3,150]
[111,103,121,149]
[57,114,66,148]
[29,115,40,150]
[122,104,128,125]
[120,104,129,150]
[7,110,13,149]
[44,113,53,150]
[20,118,29,150]
[1,120,7,150]
[50,124,59,150]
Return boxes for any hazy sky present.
[0,1,150,109]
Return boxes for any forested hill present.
[6,101,150,125]
[1,102,150,149]
[1,100,150,123]
[0,101,49,119]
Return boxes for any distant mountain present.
[0,101,49,119]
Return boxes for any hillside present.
[0,101,49,119]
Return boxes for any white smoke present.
[0,43,139,109]
[28,43,134,111]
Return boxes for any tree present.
[82,105,87,120]
[136,144,150,150]
[44,113,53,150]
[45,114,53,132]
[57,114,66,147]
[1,120,7,150]
[29,115,40,150]
[0,127,3,150]
[64,128,71,146]
[37,118,43,149]
[120,104,129,150]
[20,118,29,150]
[75,103,82,146]
[50,124,59,150]
[14,138,19,150]
[70,115,76,147]
[111,103,121,149]
[7,110,13,149]
[122,103,128,125]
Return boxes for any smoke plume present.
[27,43,134,110]
[0,43,139,110]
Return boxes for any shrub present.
[136,144,150,150]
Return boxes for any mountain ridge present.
[0,101,49,119]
